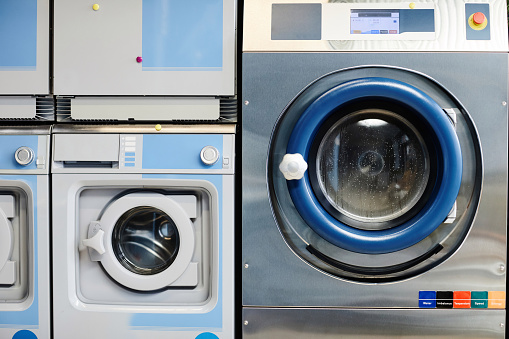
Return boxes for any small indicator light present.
[136,56,143,63]
[92,4,100,11]
[409,3,416,9]
[155,124,162,131]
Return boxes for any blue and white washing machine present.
[0,126,51,339]
[51,125,235,339]
[242,1,507,338]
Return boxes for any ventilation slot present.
[63,161,117,168]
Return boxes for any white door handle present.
[279,153,308,180]
[82,229,106,255]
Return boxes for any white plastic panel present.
[54,0,236,96]
[0,0,49,94]
[0,97,36,119]
[53,134,119,162]
[70,97,219,121]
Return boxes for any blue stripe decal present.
[142,135,223,170]
[287,77,462,254]
[0,175,39,327]
[132,174,223,329]
[0,136,38,170]
[142,0,223,70]
[0,0,37,69]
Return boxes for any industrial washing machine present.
[0,126,51,339]
[242,0,507,338]
[51,125,235,339]
[0,0,53,121]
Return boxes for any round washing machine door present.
[90,193,195,291]
[0,209,14,275]
[269,67,482,282]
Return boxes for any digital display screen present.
[351,9,400,34]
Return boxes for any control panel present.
[244,0,508,52]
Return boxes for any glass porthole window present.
[315,109,430,228]
[112,206,180,275]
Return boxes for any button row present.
[419,291,505,309]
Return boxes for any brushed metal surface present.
[243,0,508,52]
[243,308,506,338]
[242,52,507,307]
[52,124,236,134]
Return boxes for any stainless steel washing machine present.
[242,1,507,338]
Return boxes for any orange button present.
[473,12,486,25]
[488,291,506,309]
[453,291,471,308]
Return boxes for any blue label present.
[419,291,436,308]
[142,134,223,170]
[0,0,37,69]
[142,0,223,70]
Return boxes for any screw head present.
[503,101,507,106]
[244,263,249,269]
[500,264,505,272]
[244,100,249,106]
[244,320,249,326]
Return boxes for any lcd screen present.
[351,9,400,34]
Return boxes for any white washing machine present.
[51,125,235,339]
[0,126,51,339]
[0,0,53,121]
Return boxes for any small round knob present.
[473,12,486,25]
[279,153,308,180]
[200,146,220,165]
[136,56,143,63]
[15,147,34,166]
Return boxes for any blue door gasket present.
[286,77,462,254]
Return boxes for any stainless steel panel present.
[243,308,506,338]
[243,0,508,52]
[242,52,507,307]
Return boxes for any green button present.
[471,291,488,308]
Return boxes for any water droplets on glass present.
[316,109,430,223]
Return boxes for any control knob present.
[200,146,220,165]
[14,147,34,166]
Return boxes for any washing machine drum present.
[269,70,483,283]
[84,193,195,291]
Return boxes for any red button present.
[473,12,486,25]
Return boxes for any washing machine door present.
[0,196,15,286]
[269,69,481,282]
[82,192,195,291]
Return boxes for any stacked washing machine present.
[0,1,52,339]
[50,1,237,338]
[2,1,237,338]
[242,0,507,338]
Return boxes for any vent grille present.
[56,96,238,123]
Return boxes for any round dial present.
[15,147,34,166]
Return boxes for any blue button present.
[125,152,136,157]
[13,330,38,339]
[371,30,380,34]
[196,333,219,339]
[419,291,436,300]
[125,163,135,167]
[125,157,135,162]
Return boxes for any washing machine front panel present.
[53,0,235,96]
[0,0,49,95]
[51,126,235,339]
[242,52,506,309]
